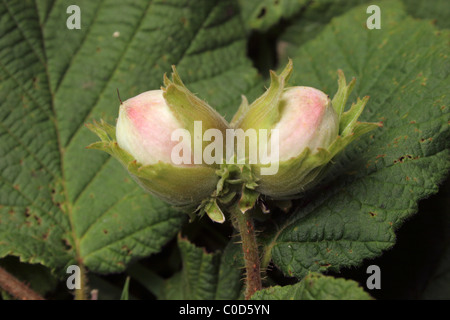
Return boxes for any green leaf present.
[238,0,309,32]
[0,0,261,276]
[161,236,243,300]
[252,273,372,300]
[264,0,450,279]
[120,276,130,300]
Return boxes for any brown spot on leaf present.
[62,239,72,251]
[180,17,188,27]
[82,81,95,89]
[122,245,132,255]
[33,215,42,225]
[33,77,40,89]
[394,154,417,164]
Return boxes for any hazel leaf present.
[0,0,262,275]
[264,0,450,279]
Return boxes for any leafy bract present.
[263,0,450,279]
[252,272,372,300]
[0,0,261,275]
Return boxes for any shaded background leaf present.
[252,272,372,300]
[160,236,242,300]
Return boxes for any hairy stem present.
[231,206,262,299]
[0,266,44,300]
[74,264,89,300]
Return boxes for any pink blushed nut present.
[104,78,228,211]
[274,86,338,161]
[116,90,192,166]
[231,59,379,199]
[87,61,380,215]
[87,66,235,219]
